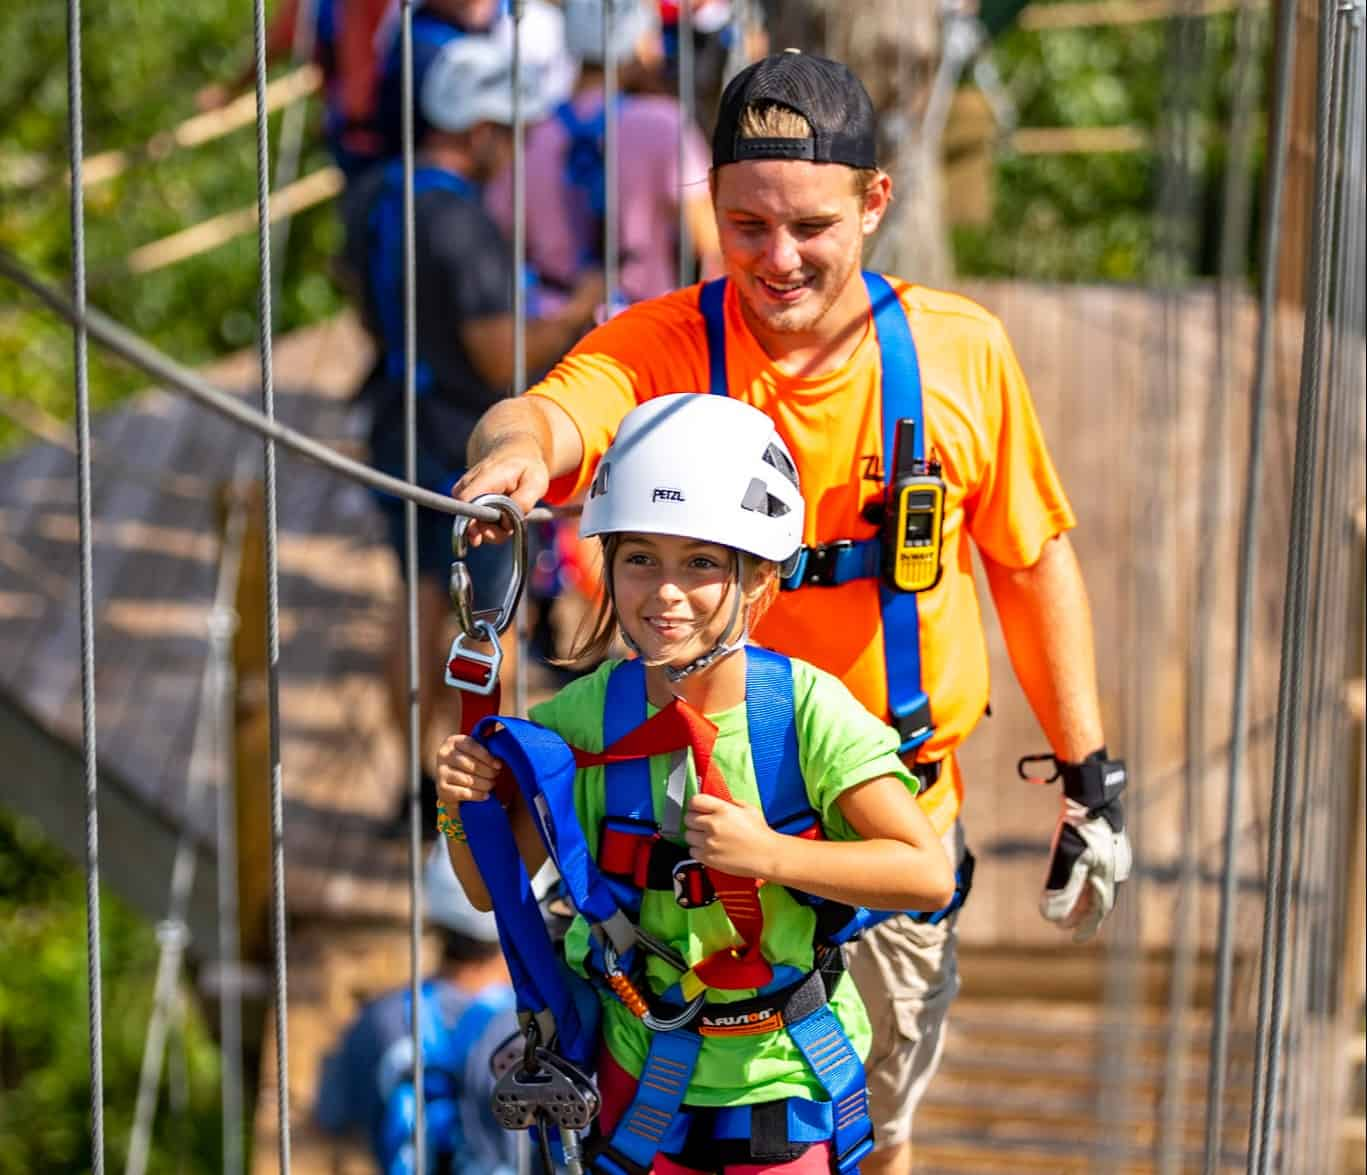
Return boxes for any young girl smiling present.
[437,394,953,1174]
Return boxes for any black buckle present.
[782,540,856,589]
[671,858,717,908]
[894,694,934,753]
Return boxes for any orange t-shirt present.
[530,278,1076,820]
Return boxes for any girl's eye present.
[689,556,720,570]
[622,552,653,567]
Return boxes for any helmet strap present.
[663,561,748,684]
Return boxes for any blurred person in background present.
[372,0,577,164]
[344,32,603,829]
[313,844,520,1174]
[197,0,392,180]
[486,0,722,314]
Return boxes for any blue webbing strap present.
[602,659,653,915]
[595,1031,702,1175]
[695,273,933,752]
[864,271,933,753]
[785,1002,875,1173]
[458,720,602,1071]
[699,279,728,397]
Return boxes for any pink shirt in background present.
[486,86,710,312]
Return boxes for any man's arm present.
[981,531,1105,758]
[451,395,585,544]
[460,272,606,389]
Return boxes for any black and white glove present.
[1019,750,1132,943]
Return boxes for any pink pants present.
[596,1048,835,1175]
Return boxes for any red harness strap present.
[572,699,774,992]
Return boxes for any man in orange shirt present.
[452,51,1130,1175]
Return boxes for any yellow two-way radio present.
[882,418,945,593]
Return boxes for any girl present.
[437,393,954,1174]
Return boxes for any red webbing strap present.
[446,659,503,735]
[574,699,773,991]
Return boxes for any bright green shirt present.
[527,651,918,1106]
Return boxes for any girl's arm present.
[685,774,956,912]
[436,733,550,912]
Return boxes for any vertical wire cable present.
[1283,18,1353,1163]
[1296,28,1365,1162]
[1155,9,1206,1172]
[677,0,694,286]
[125,500,246,1175]
[1177,0,1263,1169]
[397,1,425,1167]
[512,0,529,719]
[65,0,104,1168]
[1249,5,1342,1170]
[603,0,621,310]
[1203,0,1299,1164]
[249,0,293,1167]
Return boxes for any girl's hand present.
[436,733,504,808]
[683,793,780,879]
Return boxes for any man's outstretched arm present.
[453,395,585,544]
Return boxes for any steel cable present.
[1203,0,1300,1161]
[249,0,293,1167]
[1249,4,1343,1170]
[124,485,249,1175]
[65,0,105,1168]
[512,0,530,720]
[397,1,426,1167]
[604,0,621,310]
[0,250,550,528]
[678,0,695,286]
[1156,8,1208,1172]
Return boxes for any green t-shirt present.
[527,651,918,1107]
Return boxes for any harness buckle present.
[789,540,856,589]
[444,618,502,695]
[670,858,718,909]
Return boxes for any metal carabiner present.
[450,493,528,638]
[600,939,705,1033]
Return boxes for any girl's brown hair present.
[557,536,782,669]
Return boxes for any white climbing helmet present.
[580,393,804,564]
[421,26,552,133]
[423,843,500,943]
[562,0,657,66]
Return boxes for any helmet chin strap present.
[610,556,749,685]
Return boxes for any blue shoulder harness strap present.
[368,162,478,396]
[696,273,933,753]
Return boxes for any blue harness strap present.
[368,162,478,396]
[698,272,934,753]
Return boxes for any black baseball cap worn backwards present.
[712,50,878,170]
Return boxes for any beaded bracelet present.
[435,801,466,843]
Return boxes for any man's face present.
[712,159,890,342]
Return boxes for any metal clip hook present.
[450,493,528,638]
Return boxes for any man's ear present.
[861,170,893,235]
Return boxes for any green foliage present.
[953,5,1265,283]
[0,0,344,453]
[0,806,231,1174]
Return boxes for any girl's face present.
[612,534,742,668]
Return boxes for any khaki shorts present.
[845,823,965,1150]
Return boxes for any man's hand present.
[683,793,780,878]
[451,429,550,547]
[1027,751,1131,943]
[1040,796,1132,942]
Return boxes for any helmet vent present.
[741,477,792,518]
[762,442,799,488]
[589,461,611,499]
